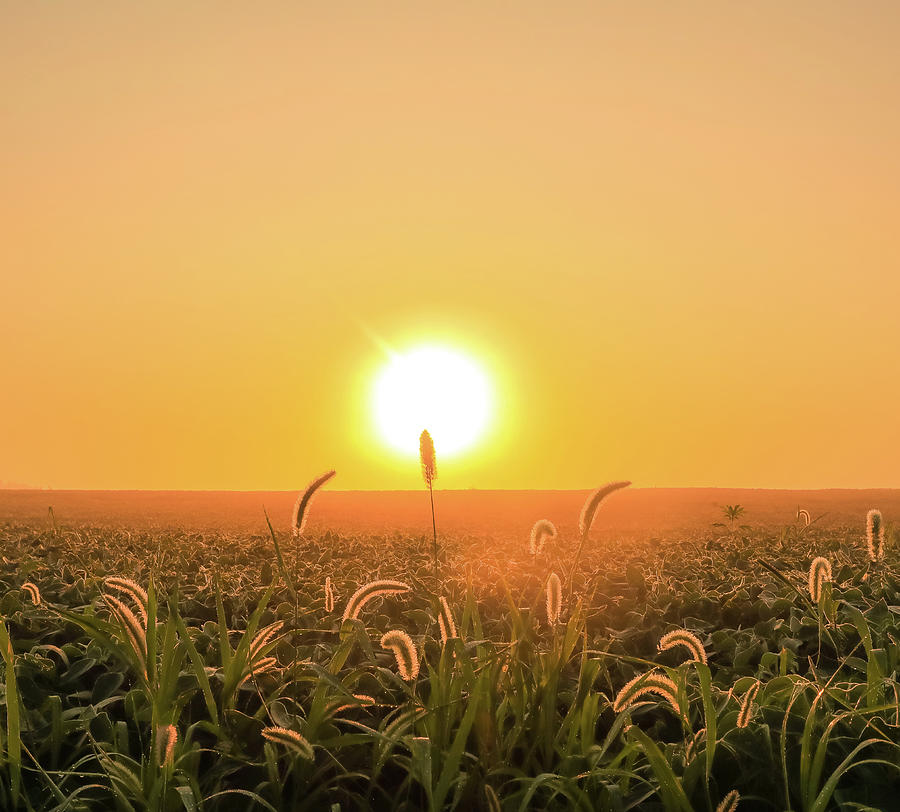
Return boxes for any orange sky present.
[3,3,900,491]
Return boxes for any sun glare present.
[373,346,492,458]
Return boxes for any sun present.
[373,345,492,457]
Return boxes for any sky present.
[3,2,900,491]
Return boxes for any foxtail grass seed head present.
[685,728,706,763]
[579,481,631,538]
[546,572,562,624]
[529,519,557,556]
[324,576,335,612]
[103,594,148,677]
[737,681,760,728]
[261,726,314,760]
[867,509,884,561]
[104,577,149,626]
[797,508,811,526]
[808,557,832,603]
[716,790,740,812]
[658,629,708,664]
[249,621,284,662]
[240,656,278,688]
[155,724,177,768]
[381,629,420,681]
[613,670,682,719]
[437,596,457,643]
[22,582,41,605]
[343,579,411,621]
[419,430,436,487]
[327,693,377,716]
[291,470,336,538]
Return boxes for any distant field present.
[1,487,898,537]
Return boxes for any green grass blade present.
[627,727,693,812]
[0,621,21,807]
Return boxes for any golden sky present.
[3,2,900,490]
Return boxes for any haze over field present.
[2,488,897,538]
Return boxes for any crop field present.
[0,488,899,811]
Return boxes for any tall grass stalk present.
[867,509,884,562]
[420,430,438,580]
[570,481,630,597]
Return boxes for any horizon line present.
[4,485,900,494]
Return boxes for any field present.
[0,488,899,811]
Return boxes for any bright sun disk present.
[373,346,492,457]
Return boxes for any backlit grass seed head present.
[327,693,377,716]
[737,681,760,728]
[529,519,557,556]
[324,576,335,612]
[291,470,336,538]
[240,656,278,688]
[613,670,682,718]
[437,596,457,643]
[797,508,811,526]
[658,629,708,664]
[419,430,437,487]
[104,577,149,626]
[249,621,284,662]
[808,556,832,603]
[103,594,148,677]
[579,481,631,538]
[22,582,41,605]
[685,728,706,763]
[867,509,884,561]
[261,726,314,760]
[716,790,740,812]
[343,579,411,621]
[546,572,562,624]
[381,629,420,681]
[379,705,429,760]
[155,724,177,768]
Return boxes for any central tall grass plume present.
[420,429,439,579]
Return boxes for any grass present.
[0,511,897,810]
